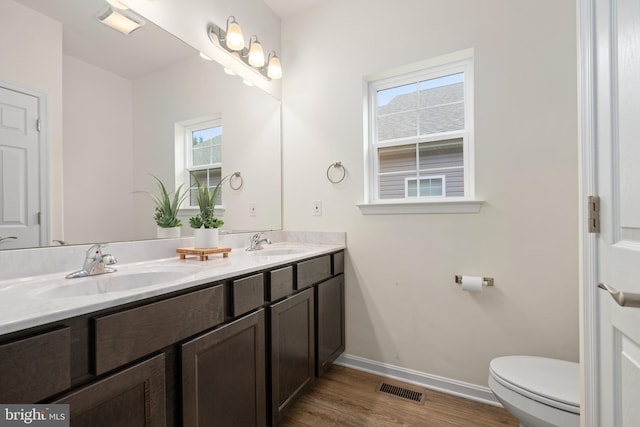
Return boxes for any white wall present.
[62,56,135,244]
[281,0,579,386]
[0,0,63,243]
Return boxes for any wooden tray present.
[176,247,232,261]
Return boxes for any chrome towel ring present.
[230,172,243,190]
[327,161,346,184]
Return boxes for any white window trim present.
[360,48,483,215]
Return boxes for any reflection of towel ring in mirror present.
[327,161,346,184]
[230,172,243,190]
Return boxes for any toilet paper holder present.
[455,275,494,287]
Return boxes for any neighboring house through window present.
[360,48,482,214]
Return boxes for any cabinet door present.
[53,354,165,427]
[269,288,315,426]
[316,275,345,377]
[182,310,266,427]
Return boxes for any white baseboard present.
[334,353,502,407]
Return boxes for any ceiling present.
[13,0,327,80]
[14,0,195,79]
[263,0,328,18]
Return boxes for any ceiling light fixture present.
[206,18,282,82]
[97,7,144,35]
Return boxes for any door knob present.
[598,283,640,308]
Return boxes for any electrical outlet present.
[312,200,322,216]
[249,203,257,217]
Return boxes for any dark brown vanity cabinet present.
[269,287,315,426]
[0,250,345,427]
[54,354,166,427]
[0,327,71,403]
[315,274,345,377]
[182,309,267,427]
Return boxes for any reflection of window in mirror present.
[174,116,223,210]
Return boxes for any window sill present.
[357,199,484,215]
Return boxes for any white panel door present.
[595,0,640,425]
[0,86,41,249]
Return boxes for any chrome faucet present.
[246,232,272,251]
[66,244,117,278]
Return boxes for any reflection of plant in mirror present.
[189,174,232,229]
[133,175,188,228]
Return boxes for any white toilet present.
[488,356,580,427]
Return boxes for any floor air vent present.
[376,381,426,404]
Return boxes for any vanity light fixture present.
[206,18,283,81]
[247,36,265,67]
[267,52,282,79]
[97,7,144,35]
[224,16,245,51]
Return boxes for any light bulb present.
[267,54,282,79]
[225,18,244,51]
[248,37,265,67]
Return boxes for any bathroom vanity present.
[0,241,345,427]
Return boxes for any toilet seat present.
[489,356,579,415]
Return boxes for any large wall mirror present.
[1,0,282,250]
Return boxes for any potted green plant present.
[134,174,188,238]
[189,174,231,248]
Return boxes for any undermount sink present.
[28,265,200,299]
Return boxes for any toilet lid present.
[489,356,580,413]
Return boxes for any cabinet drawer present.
[267,266,293,301]
[94,285,224,375]
[333,251,344,275]
[0,327,71,403]
[230,273,264,317]
[297,255,331,289]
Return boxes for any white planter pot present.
[193,228,219,248]
[157,226,181,239]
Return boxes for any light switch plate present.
[312,200,322,216]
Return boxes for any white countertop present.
[0,242,344,335]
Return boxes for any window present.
[360,49,481,214]
[175,117,224,210]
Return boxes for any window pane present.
[377,111,417,141]
[418,73,464,107]
[377,83,417,113]
[379,174,413,199]
[420,178,443,196]
[189,168,222,206]
[379,145,416,173]
[407,180,418,197]
[192,126,222,167]
[418,103,464,134]
[418,139,463,169]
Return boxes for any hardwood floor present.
[281,365,519,427]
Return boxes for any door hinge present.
[588,196,600,234]
[36,118,41,132]
[37,212,41,225]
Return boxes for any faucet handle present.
[86,243,105,258]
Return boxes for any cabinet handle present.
[598,283,640,308]
[0,236,17,243]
